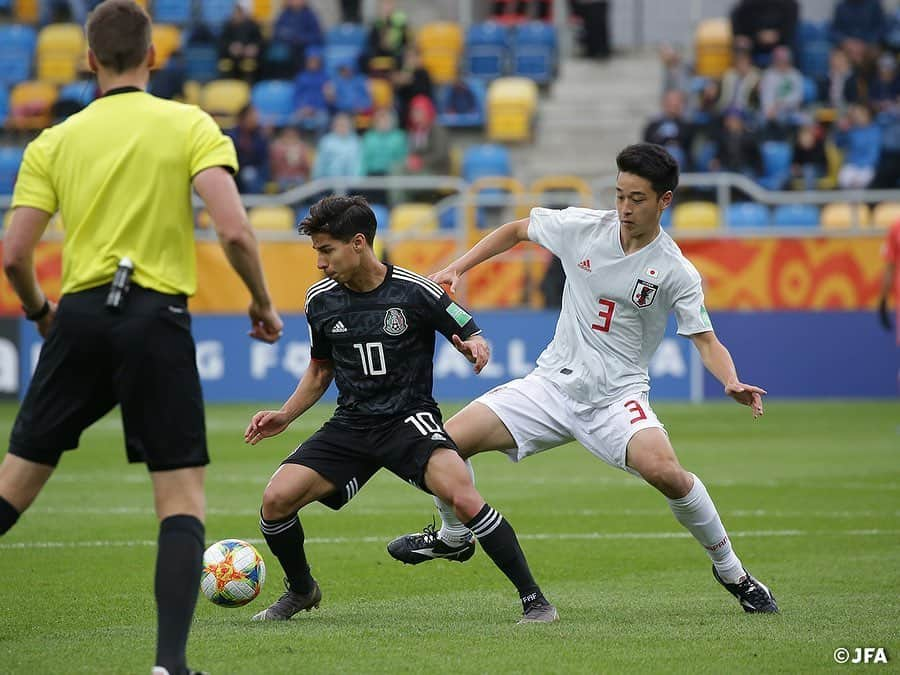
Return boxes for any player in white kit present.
[387,143,779,614]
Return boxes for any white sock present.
[436,459,475,546]
[667,473,744,584]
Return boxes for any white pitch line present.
[2,529,899,550]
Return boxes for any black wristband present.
[24,299,50,321]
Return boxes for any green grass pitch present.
[0,400,897,674]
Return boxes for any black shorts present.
[9,284,208,471]
[283,409,459,510]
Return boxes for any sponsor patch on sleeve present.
[446,302,472,327]
[700,304,712,328]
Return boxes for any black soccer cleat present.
[250,578,322,621]
[713,566,779,613]
[518,595,560,624]
[387,522,476,565]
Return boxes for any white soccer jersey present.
[527,206,713,406]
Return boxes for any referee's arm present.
[193,167,283,343]
[3,206,55,336]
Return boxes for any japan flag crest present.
[632,279,659,308]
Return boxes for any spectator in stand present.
[406,95,448,175]
[150,50,186,100]
[790,122,828,189]
[313,113,363,179]
[730,0,799,67]
[444,77,478,116]
[292,47,330,134]
[273,0,323,70]
[869,54,900,112]
[692,79,722,128]
[368,0,410,69]
[329,61,372,116]
[218,2,264,82]
[831,0,885,67]
[709,108,763,179]
[228,105,270,193]
[819,47,861,112]
[659,44,691,95]
[759,45,804,134]
[362,109,408,177]
[269,127,314,191]
[643,89,694,168]
[870,99,900,187]
[834,102,882,188]
[392,47,434,127]
[717,41,762,114]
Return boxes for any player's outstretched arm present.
[452,333,490,374]
[245,359,335,444]
[430,217,530,292]
[690,331,766,419]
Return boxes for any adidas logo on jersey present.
[578,259,592,272]
[430,432,446,441]
[331,320,348,333]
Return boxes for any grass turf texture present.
[0,400,897,674]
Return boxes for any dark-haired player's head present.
[300,195,378,284]
[86,0,155,75]
[615,143,678,234]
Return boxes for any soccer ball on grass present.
[200,539,266,607]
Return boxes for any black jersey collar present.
[102,86,143,97]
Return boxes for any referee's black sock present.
[0,496,20,535]
[155,514,204,675]
[259,512,315,594]
[465,503,541,604]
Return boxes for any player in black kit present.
[245,195,558,624]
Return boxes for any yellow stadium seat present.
[252,0,275,22]
[820,202,871,230]
[529,175,593,208]
[369,78,394,110]
[417,22,464,84]
[817,141,843,189]
[873,202,900,229]
[152,24,182,69]
[487,77,538,142]
[694,18,732,78]
[248,206,296,231]
[182,80,201,105]
[390,203,438,233]
[14,0,39,23]
[201,79,250,127]
[8,81,58,130]
[672,202,720,231]
[37,24,85,84]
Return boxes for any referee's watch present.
[24,299,50,322]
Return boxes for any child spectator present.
[313,113,364,179]
[790,122,828,189]
[835,102,882,188]
[269,127,314,190]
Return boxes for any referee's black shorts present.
[9,283,208,471]
[283,409,459,510]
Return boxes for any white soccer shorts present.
[473,372,665,472]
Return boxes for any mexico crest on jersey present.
[383,307,408,335]
[632,279,659,308]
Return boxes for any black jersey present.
[304,265,481,428]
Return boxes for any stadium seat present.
[185,46,220,83]
[390,203,438,233]
[512,21,557,83]
[797,21,831,80]
[529,175,593,208]
[0,27,35,86]
[464,21,510,80]
[672,202,720,231]
[58,80,96,108]
[200,0,236,28]
[759,141,793,190]
[326,23,368,49]
[436,77,486,128]
[36,23,85,85]
[417,22,464,85]
[0,24,37,52]
[251,80,294,126]
[694,18,732,78]
[0,146,25,196]
[0,86,8,128]
[820,202,871,230]
[201,79,250,127]
[369,78,394,110]
[772,204,820,227]
[8,80,57,130]
[486,77,537,142]
[152,24,182,69]
[324,44,364,77]
[14,0,39,23]
[462,143,512,183]
[154,0,192,23]
[248,205,295,231]
[660,206,673,229]
[250,0,275,22]
[873,202,900,229]
[439,205,486,230]
[725,202,770,228]
[369,203,390,232]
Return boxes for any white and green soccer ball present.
[200,539,266,607]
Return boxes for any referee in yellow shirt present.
[0,2,283,674]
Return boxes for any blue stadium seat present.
[200,0,235,28]
[436,78,487,128]
[0,25,37,52]
[324,45,363,77]
[0,27,36,86]
[439,205,486,230]
[369,203,390,232]
[0,147,25,196]
[326,23,368,49]
[462,143,511,182]
[185,45,220,83]
[772,204,820,227]
[802,75,819,105]
[0,86,8,129]
[759,141,792,190]
[464,22,510,80]
[58,80,96,107]
[251,80,294,126]
[660,206,673,230]
[725,202,770,228]
[154,0,193,24]
[512,22,557,83]
[295,204,311,225]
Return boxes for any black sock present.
[0,496,20,535]
[259,512,314,594]
[155,514,204,675]
[465,504,541,605]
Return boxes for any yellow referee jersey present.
[12,88,238,296]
